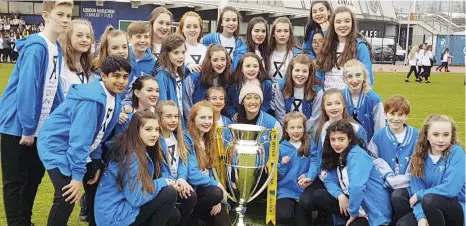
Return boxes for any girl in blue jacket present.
[95,110,178,226]
[277,112,321,226]
[314,119,392,226]
[37,56,131,225]
[155,100,196,226]
[267,17,305,83]
[232,17,270,72]
[342,59,385,141]
[114,75,159,136]
[274,54,323,131]
[183,44,231,116]
[226,53,273,120]
[315,6,373,90]
[302,0,331,59]
[153,34,188,124]
[397,115,465,226]
[186,101,231,226]
[201,6,244,58]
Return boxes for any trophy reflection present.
[214,124,279,226]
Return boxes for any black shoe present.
[425,80,431,83]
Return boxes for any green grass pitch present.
[0,63,464,225]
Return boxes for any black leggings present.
[276,198,309,226]
[47,168,75,226]
[406,66,419,79]
[130,186,178,226]
[396,194,464,226]
[177,190,197,226]
[390,188,411,224]
[437,62,448,71]
[298,178,330,226]
[193,186,231,226]
[420,66,432,80]
[312,188,370,226]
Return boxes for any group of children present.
[0,1,464,226]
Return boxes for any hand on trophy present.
[297,174,313,189]
[232,113,238,122]
[281,156,290,164]
[176,178,194,199]
[338,194,350,217]
[210,203,222,216]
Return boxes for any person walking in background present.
[419,44,433,83]
[416,43,425,80]
[436,48,452,72]
[405,45,419,82]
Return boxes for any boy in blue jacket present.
[368,94,419,224]
[123,21,156,107]
[0,1,72,225]
[37,56,131,225]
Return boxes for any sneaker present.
[425,80,431,83]
[405,78,409,82]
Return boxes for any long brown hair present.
[154,34,186,79]
[283,112,311,157]
[316,6,371,72]
[411,115,462,178]
[177,11,203,42]
[154,100,188,163]
[149,6,173,50]
[304,0,332,41]
[200,44,231,87]
[61,19,94,76]
[228,52,268,87]
[91,25,129,71]
[314,89,355,144]
[217,6,242,38]
[245,17,271,73]
[115,110,162,196]
[187,101,219,169]
[283,54,322,101]
[268,17,301,60]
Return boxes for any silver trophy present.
[214,124,277,226]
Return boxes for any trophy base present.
[232,214,256,226]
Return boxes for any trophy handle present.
[212,168,237,202]
[247,164,276,203]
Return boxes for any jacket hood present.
[66,80,109,105]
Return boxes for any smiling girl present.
[274,54,323,131]
[153,34,187,124]
[149,7,173,58]
[226,53,272,120]
[232,17,270,72]
[183,44,231,116]
[60,19,94,97]
[316,6,373,90]
[201,6,244,58]
[302,0,331,59]
[397,115,465,226]
[341,59,385,141]
[313,119,392,226]
[177,11,207,73]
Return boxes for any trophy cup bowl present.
[214,124,276,226]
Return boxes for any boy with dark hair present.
[37,56,131,225]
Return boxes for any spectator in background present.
[2,33,10,62]
[0,33,3,63]
[10,32,19,62]
[39,23,45,32]
[4,20,10,33]
[419,44,433,83]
